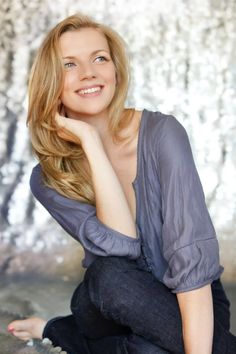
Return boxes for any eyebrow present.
[62,49,110,59]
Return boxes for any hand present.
[55,112,99,147]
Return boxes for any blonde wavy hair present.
[27,13,135,205]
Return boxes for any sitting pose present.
[8,13,236,354]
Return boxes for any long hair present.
[27,13,134,204]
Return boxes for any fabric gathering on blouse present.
[30,109,224,293]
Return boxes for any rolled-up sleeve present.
[157,116,223,293]
[30,165,141,260]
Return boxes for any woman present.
[8,13,236,354]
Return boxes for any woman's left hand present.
[55,112,99,146]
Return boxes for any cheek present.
[111,65,117,84]
[60,85,68,105]
[103,63,117,84]
[62,73,76,93]
[108,70,117,87]
[60,75,75,105]
[113,71,117,84]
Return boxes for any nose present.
[79,62,96,80]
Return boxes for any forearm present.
[83,129,137,238]
[177,284,214,354]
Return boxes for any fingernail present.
[7,326,14,333]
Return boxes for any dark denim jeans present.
[43,256,236,354]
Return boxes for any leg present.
[43,315,170,354]
[42,277,169,354]
[42,315,91,354]
[71,280,131,338]
[122,334,170,354]
[88,333,170,354]
[211,279,236,353]
[72,256,184,353]
[71,280,170,353]
[8,274,170,354]
[75,256,236,354]
[211,278,230,330]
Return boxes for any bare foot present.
[7,317,46,341]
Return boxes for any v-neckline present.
[132,108,147,225]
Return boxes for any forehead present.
[59,28,110,56]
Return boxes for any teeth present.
[79,86,101,95]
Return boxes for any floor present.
[0,276,235,354]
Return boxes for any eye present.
[94,56,108,63]
[64,62,76,70]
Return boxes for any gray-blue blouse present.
[30,109,223,293]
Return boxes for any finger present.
[55,112,65,127]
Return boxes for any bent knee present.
[85,256,136,282]
[84,256,137,302]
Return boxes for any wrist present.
[82,128,104,153]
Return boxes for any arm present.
[177,285,213,354]
[30,164,140,259]
[155,115,223,351]
[82,128,137,238]
[56,114,137,238]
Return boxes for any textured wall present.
[0,0,236,281]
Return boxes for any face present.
[59,28,117,120]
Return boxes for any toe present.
[8,319,28,332]
[12,330,31,341]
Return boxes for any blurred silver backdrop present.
[0,0,236,281]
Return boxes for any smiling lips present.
[76,85,103,97]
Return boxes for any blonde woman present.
[8,13,236,354]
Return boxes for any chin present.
[69,103,112,116]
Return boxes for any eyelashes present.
[63,56,109,71]
[64,62,76,69]
[94,56,108,62]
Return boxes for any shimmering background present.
[0,0,236,281]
